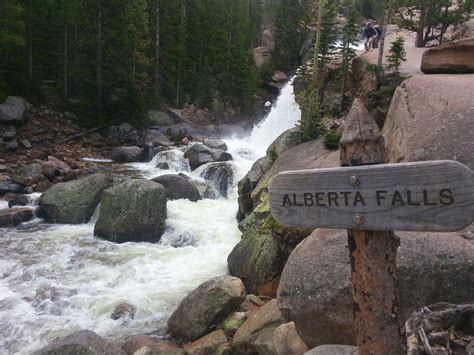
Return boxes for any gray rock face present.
[21,163,44,181]
[111,146,144,163]
[421,38,474,74]
[203,138,228,151]
[151,174,201,201]
[94,179,167,243]
[107,123,138,144]
[167,275,246,342]
[39,174,113,224]
[277,229,474,348]
[0,97,29,125]
[0,208,34,227]
[33,330,125,355]
[383,75,474,169]
[199,162,233,197]
[184,143,232,170]
[0,181,24,195]
[305,345,358,355]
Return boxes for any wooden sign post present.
[269,99,474,354]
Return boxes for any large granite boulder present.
[33,330,125,355]
[142,129,173,147]
[94,179,167,243]
[151,174,201,201]
[277,228,474,348]
[39,174,113,224]
[184,143,232,170]
[0,97,30,125]
[383,75,474,169]
[167,276,246,342]
[229,137,339,294]
[421,38,474,74]
[111,146,144,163]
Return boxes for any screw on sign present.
[269,99,474,354]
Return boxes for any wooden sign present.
[269,160,474,232]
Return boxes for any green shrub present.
[324,129,342,150]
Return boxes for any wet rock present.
[107,123,138,144]
[277,228,474,348]
[147,110,177,126]
[111,302,136,320]
[156,162,170,170]
[203,138,228,151]
[111,146,144,163]
[21,139,32,148]
[8,194,33,208]
[21,163,44,181]
[183,330,228,355]
[94,179,167,243]
[0,181,25,195]
[305,345,358,355]
[199,162,233,197]
[232,299,282,347]
[39,174,113,224]
[0,208,34,227]
[184,143,232,170]
[0,97,29,125]
[218,312,247,336]
[33,330,125,355]
[167,275,246,342]
[421,38,474,74]
[142,129,173,147]
[151,174,201,202]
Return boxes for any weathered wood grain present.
[269,160,474,232]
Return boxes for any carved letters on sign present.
[269,160,474,232]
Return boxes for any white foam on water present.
[0,79,301,354]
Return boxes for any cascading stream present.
[0,78,300,354]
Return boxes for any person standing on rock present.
[362,22,378,51]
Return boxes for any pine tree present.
[386,36,406,73]
[340,3,359,107]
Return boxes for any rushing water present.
[0,79,300,354]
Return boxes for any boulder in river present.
[0,208,34,227]
[0,181,25,195]
[41,156,72,181]
[33,330,125,355]
[94,179,167,243]
[111,146,144,163]
[167,275,246,342]
[277,228,474,348]
[8,194,34,208]
[0,96,30,125]
[151,174,201,202]
[39,173,113,224]
[184,143,232,170]
[203,138,228,151]
[142,129,173,147]
[199,162,233,197]
[111,302,136,320]
[421,38,474,74]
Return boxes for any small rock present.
[0,97,29,125]
[21,163,44,181]
[111,302,136,320]
[203,138,228,151]
[184,143,232,170]
[107,123,138,145]
[0,181,24,194]
[183,330,228,355]
[238,294,267,312]
[218,312,247,336]
[2,126,16,140]
[121,335,156,354]
[5,140,18,151]
[35,180,53,193]
[111,146,144,163]
[151,174,201,202]
[304,345,358,355]
[157,162,170,170]
[21,139,32,149]
[8,194,33,208]
[272,70,288,83]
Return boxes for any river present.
[0,79,300,354]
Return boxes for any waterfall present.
[0,78,301,354]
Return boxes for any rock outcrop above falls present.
[421,38,474,74]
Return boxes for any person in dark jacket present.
[372,26,383,49]
[362,22,378,51]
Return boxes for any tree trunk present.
[339,99,404,354]
[28,0,33,81]
[376,0,392,90]
[153,0,160,107]
[417,2,426,47]
[64,24,68,99]
[312,0,324,90]
[96,0,103,113]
